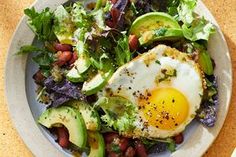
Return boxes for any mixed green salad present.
[18,0,218,156]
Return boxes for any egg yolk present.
[139,88,189,130]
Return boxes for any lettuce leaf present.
[176,0,216,41]
[24,7,56,41]
[16,45,42,55]
[95,96,137,133]
[114,35,131,67]
[177,0,197,25]
[44,77,86,107]
[53,5,76,45]
[71,2,92,28]
[182,18,215,41]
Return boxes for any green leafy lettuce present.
[182,18,215,41]
[71,2,92,28]
[53,5,76,45]
[177,0,197,25]
[24,7,56,41]
[95,96,138,134]
[178,0,215,41]
[17,45,55,76]
[17,45,42,55]
[114,35,131,67]
[166,0,215,41]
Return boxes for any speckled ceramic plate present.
[5,0,232,157]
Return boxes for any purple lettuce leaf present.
[197,75,218,127]
[148,142,167,154]
[44,77,86,107]
[197,104,217,127]
[50,93,71,108]
[105,0,129,30]
[134,0,152,15]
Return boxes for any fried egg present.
[102,45,204,138]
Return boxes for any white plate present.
[5,0,232,157]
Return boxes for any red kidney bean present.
[128,35,139,51]
[58,51,73,62]
[104,133,119,144]
[119,137,129,151]
[54,43,72,51]
[135,141,148,157]
[54,60,66,67]
[56,127,69,148]
[111,8,120,25]
[33,70,45,85]
[173,133,184,144]
[106,20,115,28]
[68,52,78,65]
[125,146,136,157]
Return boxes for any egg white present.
[101,45,204,138]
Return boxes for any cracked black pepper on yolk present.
[138,88,189,130]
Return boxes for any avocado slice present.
[74,56,91,74]
[139,28,183,45]
[66,67,84,83]
[82,70,113,96]
[38,106,87,148]
[66,55,91,83]
[198,51,214,75]
[88,132,105,157]
[54,5,75,45]
[67,100,101,131]
[130,12,181,38]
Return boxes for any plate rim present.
[4,0,233,157]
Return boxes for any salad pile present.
[18,0,218,156]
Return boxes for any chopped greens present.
[95,96,137,134]
[167,138,176,152]
[24,7,56,41]
[17,45,42,55]
[114,35,131,66]
[182,18,215,41]
[177,0,197,25]
[32,51,55,68]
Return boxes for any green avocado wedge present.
[38,106,87,148]
[130,12,183,45]
[82,70,113,96]
[53,5,75,45]
[74,56,91,74]
[198,51,214,75]
[66,100,101,131]
[66,67,84,83]
[130,12,181,38]
[66,55,91,83]
[139,28,183,45]
[88,132,105,157]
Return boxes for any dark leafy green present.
[167,138,176,152]
[16,45,55,75]
[167,0,180,17]
[111,143,121,153]
[24,7,56,41]
[71,2,93,28]
[32,51,55,68]
[114,35,131,66]
[16,45,42,55]
[154,28,168,36]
